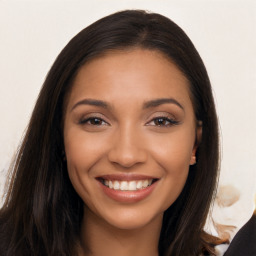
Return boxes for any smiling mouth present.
[98,178,158,191]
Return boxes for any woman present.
[0,10,220,255]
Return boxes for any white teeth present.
[103,179,153,191]
[113,181,120,190]
[142,180,149,188]
[109,180,113,189]
[120,181,128,191]
[128,181,137,191]
[136,180,142,189]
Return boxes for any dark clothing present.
[224,214,256,256]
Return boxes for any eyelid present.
[80,117,108,126]
[78,113,110,126]
[146,113,180,127]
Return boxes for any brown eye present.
[89,118,104,125]
[80,117,108,126]
[147,116,179,127]
[154,118,170,126]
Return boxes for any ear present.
[190,121,202,165]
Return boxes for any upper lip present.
[96,174,159,181]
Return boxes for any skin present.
[63,48,201,256]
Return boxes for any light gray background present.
[0,0,255,234]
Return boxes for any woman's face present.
[64,48,200,230]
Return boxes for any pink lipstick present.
[96,174,159,203]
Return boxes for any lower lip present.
[98,180,158,203]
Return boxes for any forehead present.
[66,48,193,110]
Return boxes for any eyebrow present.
[143,98,184,110]
[71,97,184,112]
[71,99,109,111]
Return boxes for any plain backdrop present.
[0,0,255,232]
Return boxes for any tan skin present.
[64,48,201,256]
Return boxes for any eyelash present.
[79,117,108,126]
[147,116,179,127]
[79,115,179,127]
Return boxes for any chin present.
[98,207,164,231]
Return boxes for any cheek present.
[147,128,195,209]
[64,128,108,173]
[150,127,195,171]
[63,128,106,199]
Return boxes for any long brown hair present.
[0,10,219,256]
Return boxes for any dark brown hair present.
[0,10,219,256]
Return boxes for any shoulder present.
[223,214,256,256]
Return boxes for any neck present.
[78,208,162,256]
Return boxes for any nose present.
[107,125,147,168]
